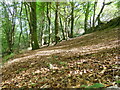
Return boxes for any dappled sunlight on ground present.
[36,49,65,55]
[4,39,119,68]
[2,27,119,88]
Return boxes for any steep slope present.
[2,27,120,88]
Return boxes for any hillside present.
[2,27,120,88]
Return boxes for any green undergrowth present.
[2,53,15,64]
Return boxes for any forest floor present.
[2,27,120,88]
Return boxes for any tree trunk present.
[59,17,65,40]
[96,0,112,25]
[70,2,74,38]
[18,3,23,50]
[64,19,68,40]
[97,3,105,25]
[29,2,39,50]
[54,2,59,45]
[2,2,17,54]
[84,2,90,33]
[90,16,92,30]
[47,2,51,46]
[92,1,97,31]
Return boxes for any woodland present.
[0,0,120,89]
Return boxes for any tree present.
[70,2,75,38]
[92,0,98,30]
[84,2,90,33]
[2,2,17,54]
[18,3,23,50]
[29,2,39,50]
[47,2,51,46]
[1,1,118,56]
[59,17,65,40]
[54,2,59,45]
[96,0,112,25]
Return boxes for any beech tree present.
[54,2,59,45]
[29,2,39,50]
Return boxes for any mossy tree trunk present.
[29,2,39,50]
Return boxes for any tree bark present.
[47,2,51,46]
[97,2,105,25]
[18,3,23,50]
[96,0,112,25]
[70,2,74,38]
[92,1,97,31]
[60,17,65,40]
[84,2,90,33]
[29,2,39,50]
[54,2,59,45]
[2,2,17,54]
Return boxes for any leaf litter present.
[2,27,120,88]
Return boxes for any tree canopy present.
[1,0,119,55]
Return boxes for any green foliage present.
[53,55,59,58]
[115,0,120,9]
[115,80,120,84]
[81,85,88,88]
[74,33,82,37]
[59,61,67,65]
[1,1,119,54]
[2,53,15,63]
[59,61,67,67]
[86,83,105,88]
[81,83,105,89]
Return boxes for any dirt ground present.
[2,27,120,88]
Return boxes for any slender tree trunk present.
[92,1,97,31]
[96,0,112,25]
[90,16,92,30]
[70,2,74,38]
[84,2,90,33]
[41,3,45,46]
[47,2,51,46]
[64,19,68,40]
[97,3,105,25]
[60,17,65,40]
[2,2,17,54]
[54,2,59,45]
[63,8,68,40]
[24,3,31,48]
[18,3,23,50]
